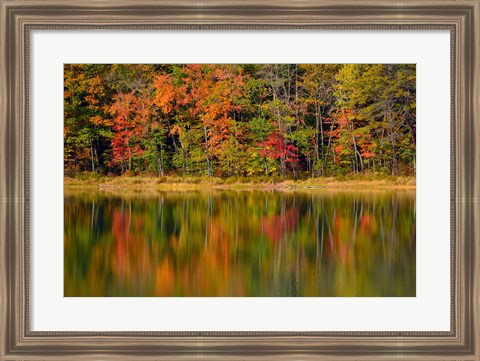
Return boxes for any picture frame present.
[1,0,478,359]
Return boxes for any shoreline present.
[64,175,416,191]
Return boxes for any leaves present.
[64,64,416,178]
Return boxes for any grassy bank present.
[64,174,416,191]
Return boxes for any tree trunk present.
[323,122,334,173]
[156,143,164,176]
[128,147,132,172]
[203,125,212,177]
[182,148,187,174]
[280,155,286,177]
[90,143,95,172]
[388,113,398,176]
[314,100,325,176]
[351,131,364,173]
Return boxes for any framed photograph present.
[1,0,479,359]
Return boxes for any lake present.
[64,189,415,297]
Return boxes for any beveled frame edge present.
[1,0,478,360]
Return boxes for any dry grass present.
[64,175,415,191]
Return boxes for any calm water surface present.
[64,189,415,297]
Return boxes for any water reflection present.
[64,189,415,297]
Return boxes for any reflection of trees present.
[64,190,416,297]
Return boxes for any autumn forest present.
[64,64,416,179]
[65,64,416,297]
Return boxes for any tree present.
[64,64,416,178]
[300,64,340,175]
[64,64,113,174]
[107,65,166,175]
